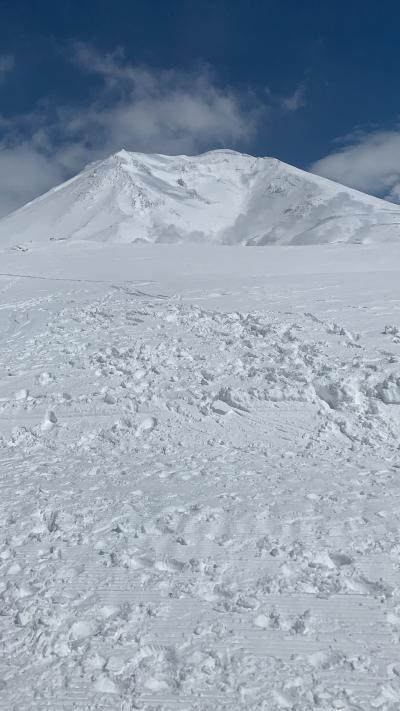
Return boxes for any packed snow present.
[1,236,400,709]
[1,149,400,247]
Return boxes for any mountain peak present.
[1,149,400,248]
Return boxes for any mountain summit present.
[1,149,400,247]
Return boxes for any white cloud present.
[67,43,262,156]
[0,44,265,216]
[0,54,14,81]
[310,128,400,202]
[0,144,63,217]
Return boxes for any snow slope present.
[1,149,400,248]
[1,240,400,709]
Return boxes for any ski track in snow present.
[0,248,400,710]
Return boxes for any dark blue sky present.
[1,0,400,213]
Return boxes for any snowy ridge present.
[1,148,400,247]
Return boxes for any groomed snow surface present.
[1,241,400,710]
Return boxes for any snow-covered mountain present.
[1,148,400,247]
[2,159,400,705]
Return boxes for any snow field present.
[0,244,400,709]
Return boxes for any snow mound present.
[1,148,400,247]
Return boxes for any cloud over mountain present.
[0,45,264,217]
[311,128,400,204]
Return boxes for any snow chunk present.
[93,675,118,694]
[136,416,157,435]
[70,620,95,641]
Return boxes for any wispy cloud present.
[310,127,400,202]
[281,83,306,113]
[67,43,263,157]
[0,44,266,217]
[0,54,14,82]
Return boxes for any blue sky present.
[1,0,400,215]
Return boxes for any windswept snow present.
[1,241,400,709]
[1,149,400,247]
